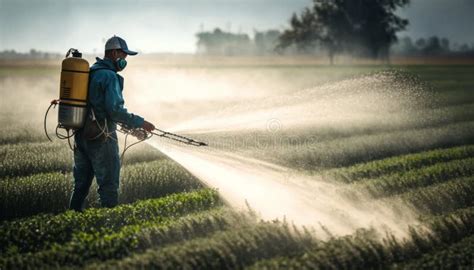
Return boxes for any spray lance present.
[44,48,207,159]
[118,124,207,147]
[116,123,207,162]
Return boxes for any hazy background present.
[1,0,473,54]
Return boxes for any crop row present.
[247,206,474,270]
[0,188,221,255]
[394,176,474,215]
[0,141,165,178]
[0,124,45,145]
[349,157,474,198]
[358,176,474,222]
[0,142,70,177]
[394,234,474,269]
[259,120,474,170]
[91,206,474,270]
[14,194,470,270]
[197,102,474,155]
[88,221,315,270]
[0,208,253,269]
[0,159,203,220]
[327,145,474,183]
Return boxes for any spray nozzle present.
[65,48,82,58]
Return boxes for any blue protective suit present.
[69,57,144,211]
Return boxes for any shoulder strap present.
[86,67,119,122]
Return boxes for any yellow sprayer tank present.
[58,49,89,129]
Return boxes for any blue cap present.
[105,35,138,55]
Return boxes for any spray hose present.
[44,100,207,164]
[44,99,59,142]
[43,99,76,151]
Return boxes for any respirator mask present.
[115,57,127,71]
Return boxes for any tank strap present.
[88,67,110,75]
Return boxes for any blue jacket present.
[88,57,144,132]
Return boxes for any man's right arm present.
[102,72,145,129]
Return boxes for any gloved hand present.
[130,129,148,140]
[142,120,155,132]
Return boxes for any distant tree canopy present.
[196,28,280,56]
[391,36,474,56]
[197,28,251,56]
[0,49,61,60]
[254,30,281,55]
[278,0,410,63]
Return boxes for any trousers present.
[69,130,120,211]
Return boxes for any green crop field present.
[0,62,473,269]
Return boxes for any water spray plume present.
[149,141,419,238]
[169,71,429,134]
[144,71,430,238]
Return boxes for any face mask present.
[115,57,127,71]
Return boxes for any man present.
[69,35,155,211]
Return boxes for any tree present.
[196,28,252,56]
[352,0,410,59]
[440,38,450,52]
[278,0,410,63]
[392,36,417,55]
[423,36,442,55]
[278,8,321,53]
[415,38,426,50]
[254,30,281,55]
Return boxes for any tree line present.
[0,49,61,60]
[197,0,409,62]
[196,28,281,56]
[392,36,474,56]
[196,0,474,62]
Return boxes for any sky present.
[1,0,473,53]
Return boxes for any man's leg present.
[91,136,121,208]
[70,137,94,211]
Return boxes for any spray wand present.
[117,123,207,164]
[150,128,207,146]
[118,123,207,146]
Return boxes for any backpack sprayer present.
[44,48,207,159]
